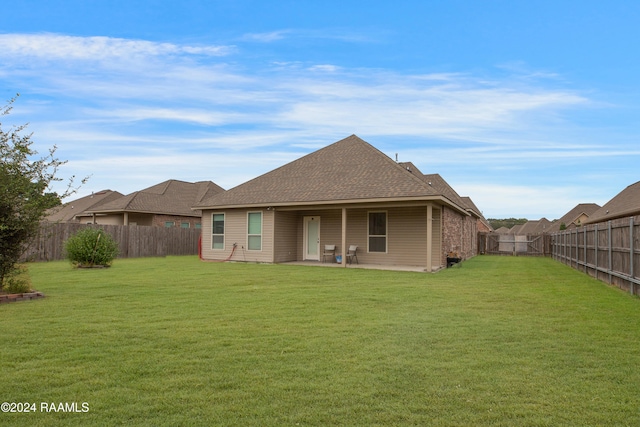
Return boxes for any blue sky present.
[2,1,639,219]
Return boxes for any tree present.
[0,94,84,287]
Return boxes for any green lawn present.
[2,256,640,426]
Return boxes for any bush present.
[64,227,119,267]
[2,264,32,294]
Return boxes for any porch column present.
[426,203,433,272]
[341,207,347,267]
[123,212,129,226]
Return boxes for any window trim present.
[247,211,263,251]
[212,213,225,250]
[367,210,388,253]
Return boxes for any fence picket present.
[550,215,640,296]
[21,223,201,262]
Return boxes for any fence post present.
[593,224,600,279]
[630,217,635,295]
[583,226,587,273]
[608,221,612,285]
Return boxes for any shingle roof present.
[195,135,468,213]
[46,190,124,222]
[584,181,640,224]
[88,180,224,217]
[547,203,601,232]
[517,218,552,234]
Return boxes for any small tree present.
[64,228,119,267]
[0,94,84,286]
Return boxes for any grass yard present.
[2,256,640,426]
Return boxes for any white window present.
[212,213,225,250]
[368,211,387,253]
[247,212,262,251]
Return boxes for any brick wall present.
[442,207,477,265]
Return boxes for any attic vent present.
[406,167,412,173]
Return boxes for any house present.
[547,203,601,232]
[584,181,640,225]
[45,190,124,222]
[77,179,224,228]
[494,227,511,234]
[516,218,552,235]
[194,135,482,271]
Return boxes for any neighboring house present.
[194,135,483,271]
[547,203,601,232]
[494,227,511,234]
[77,179,224,228]
[584,181,640,225]
[516,218,552,235]
[509,224,524,234]
[45,190,124,222]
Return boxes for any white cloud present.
[0,33,233,61]
[3,32,624,219]
[241,30,290,42]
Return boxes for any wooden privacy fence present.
[550,215,640,296]
[21,222,202,262]
[478,233,551,256]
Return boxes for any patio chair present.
[322,245,336,263]
[345,245,358,264]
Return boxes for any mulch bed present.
[0,292,45,304]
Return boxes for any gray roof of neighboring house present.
[547,203,601,232]
[584,181,640,224]
[45,190,124,222]
[494,227,511,234]
[195,135,471,214]
[87,180,224,217]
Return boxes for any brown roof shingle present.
[89,180,224,217]
[547,203,600,232]
[584,181,640,224]
[195,135,468,212]
[45,190,124,222]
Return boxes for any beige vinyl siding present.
[345,206,434,267]
[274,211,298,262]
[204,204,445,269]
[127,213,153,226]
[201,209,274,262]
[89,214,125,225]
[200,210,212,256]
[290,210,344,261]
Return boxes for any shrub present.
[2,264,32,294]
[64,227,119,267]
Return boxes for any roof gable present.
[585,181,640,224]
[547,203,600,232]
[89,179,224,216]
[45,190,124,222]
[196,135,453,209]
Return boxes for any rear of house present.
[195,135,480,271]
